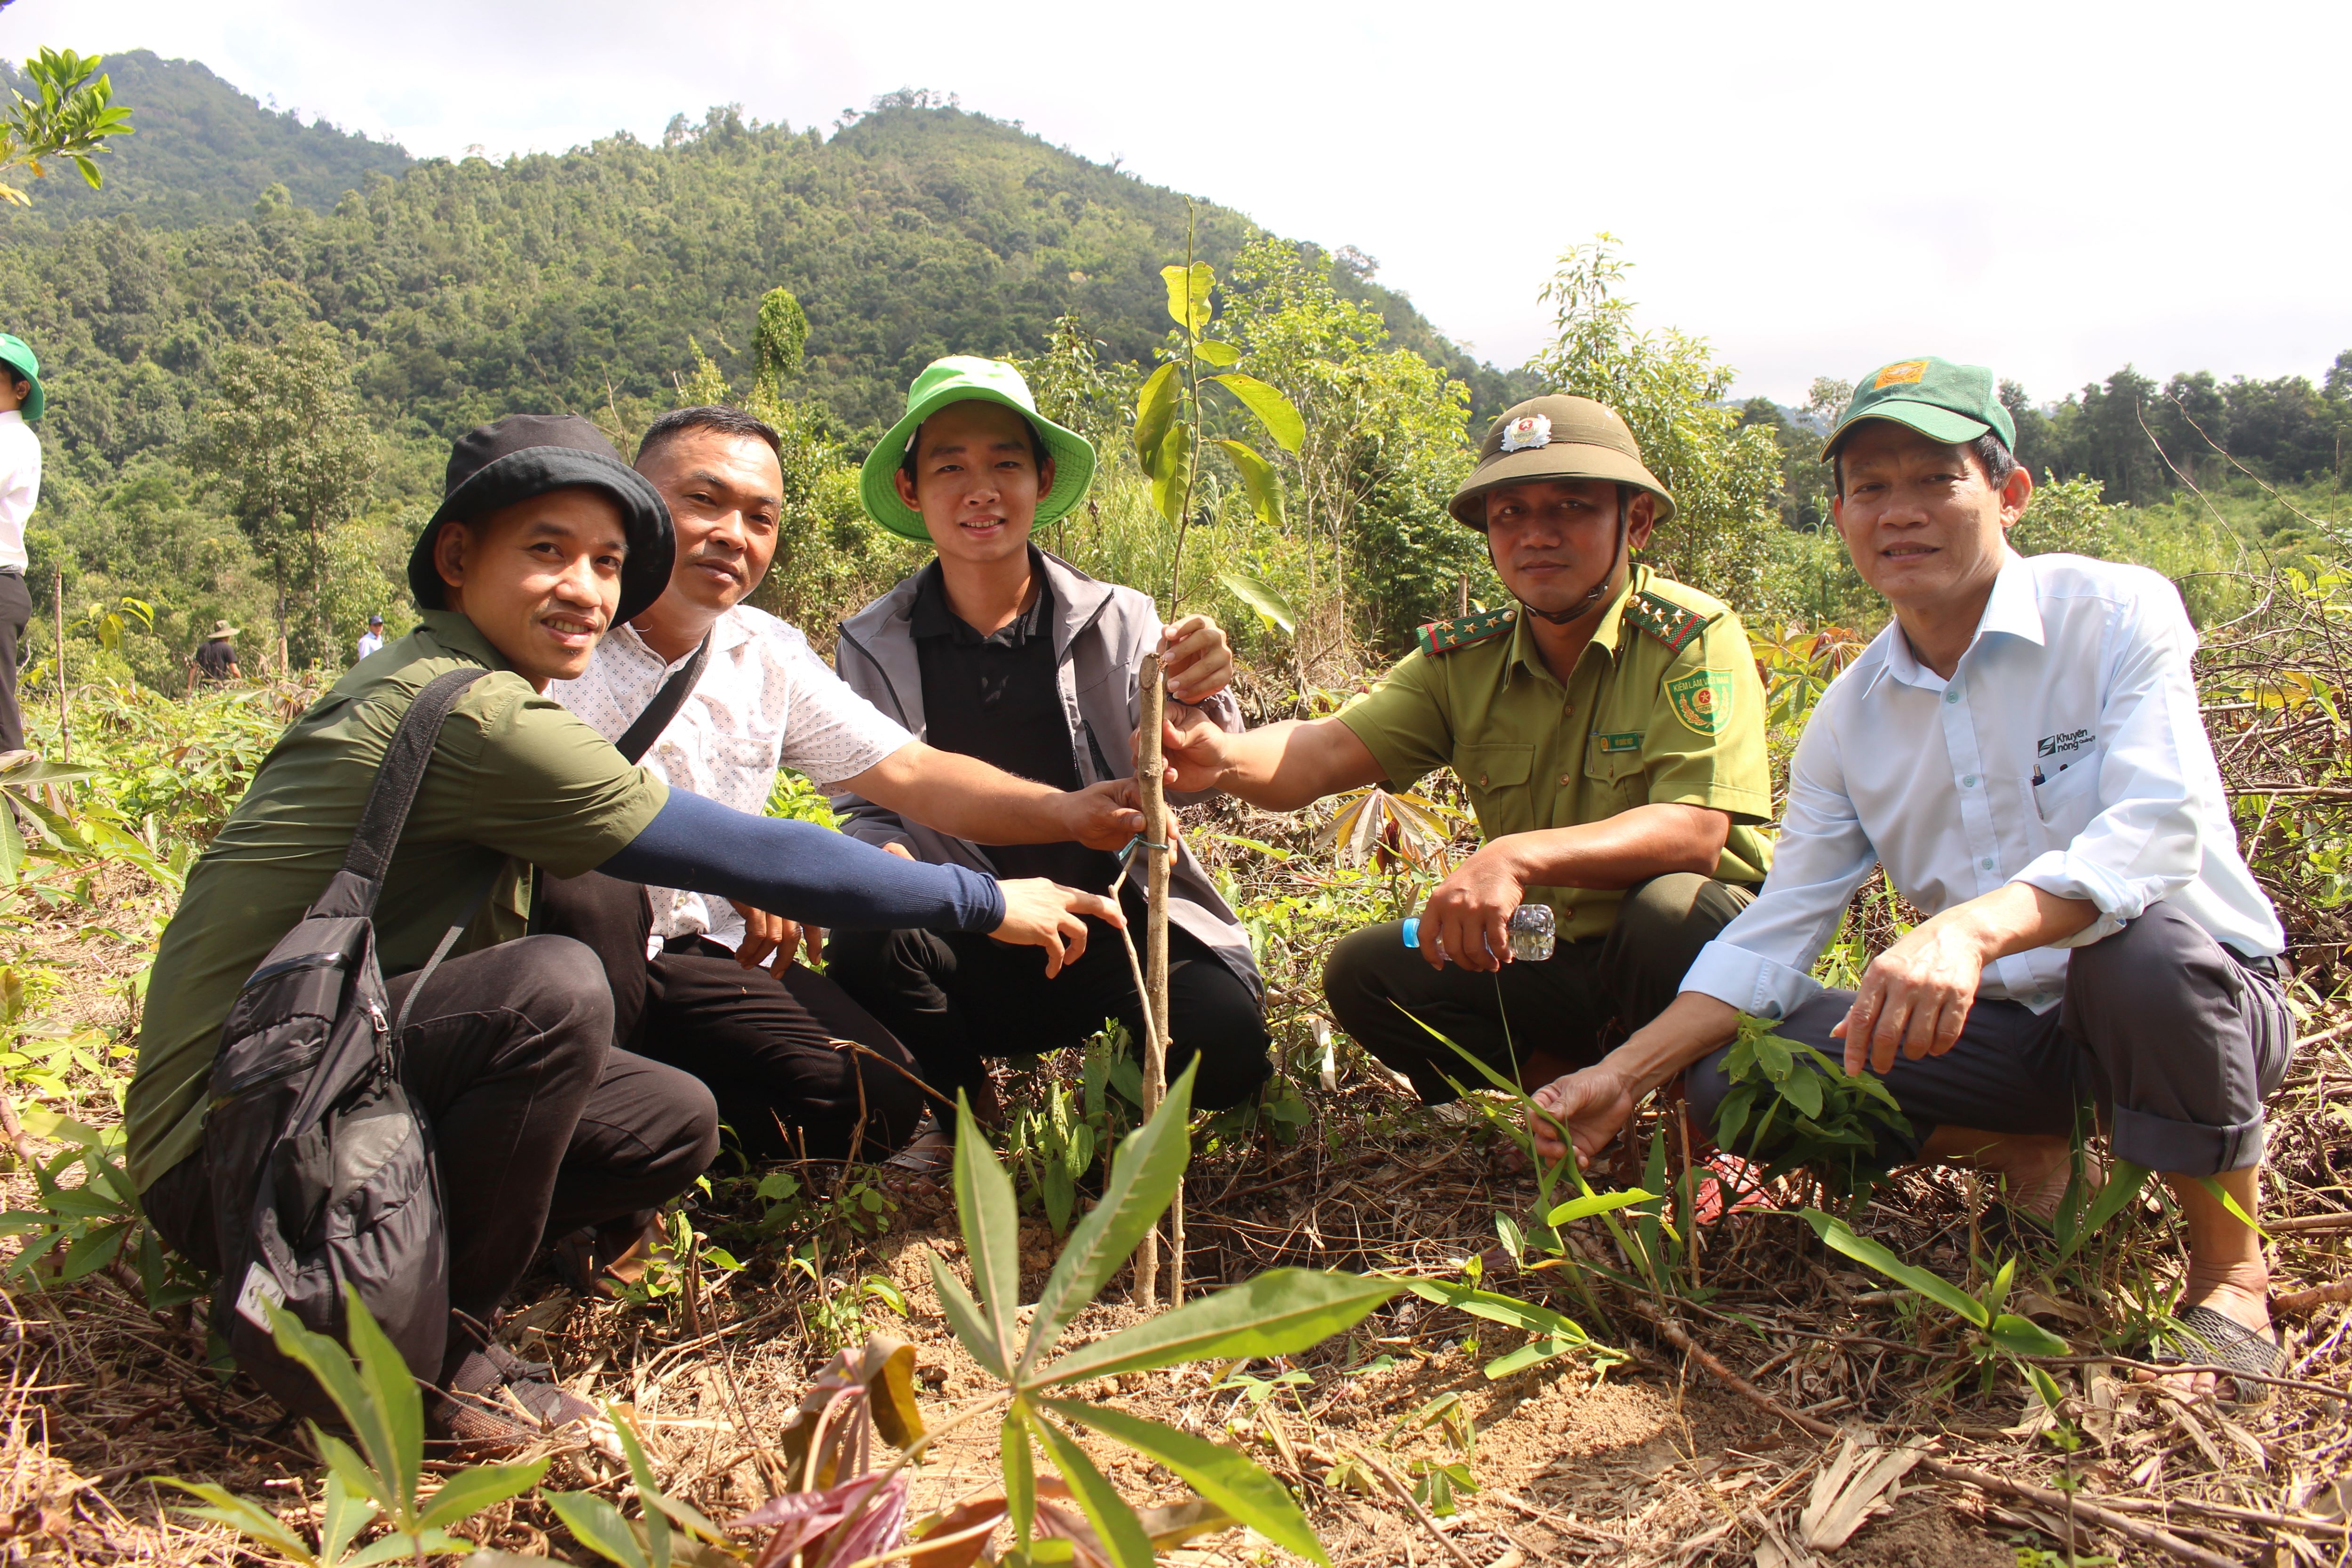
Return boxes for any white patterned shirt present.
[1683,550,2282,1019]
[552,606,912,950]
[0,411,40,573]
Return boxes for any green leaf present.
[0,804,22,887]
[1209,439,1283,527]
[160,1481,319,1563]
[1031,1413,1157,1568]
[267,1307,390,1501]
[613,1410,671,1568]
[1981,1257,2016,1319]
[1040,1270,1399,1386]
[1988,1313,2071,1359]
[1778,1062,1824,1120]
[1217,571,1298,637]
[314,1433,383,1514]
[1045,1399,1326,1566]
[929,1250,1011,1380]
[2195,1176,2269,1239]
[544,1491,650,1568]
[1801,1210,1987,1327]
[1208,374,1304,453]
[1132,362,1181,472]
[2026,1363,2066,1412]
[1481,1334,1591,1378]
[1544,1189,1655,1226]
[1191,339,1240,366]
[1393,1280,1597,1380]
[320,1471,377,1564]
[2056,1159,2152,1261]
[1021,1061,1195,1380]
[954,1093,1024,1366]
[1003,1413,1036,1550]
[1160,262,1214,336]
[416,1458,549,1531]
[343,1285,426,1520]
[1149,423,1192,524]
[344,1530,460,1567]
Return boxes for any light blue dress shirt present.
[1684,550,2283,1019]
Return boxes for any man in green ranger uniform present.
[1160,395,1773,1102]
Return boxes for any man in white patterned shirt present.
[1532,359,2291,1401]
[549,405,1158,1185]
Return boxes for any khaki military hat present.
[1448,395,1676,527]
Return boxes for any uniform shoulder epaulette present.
[1414,605,1518,657]
[1622,589,1714,655]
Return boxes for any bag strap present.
[613,633,711,764]
[340,667,492,887]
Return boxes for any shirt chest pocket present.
[1458,742,1535,836]
[1585,733,1647,814]
[2031,750,2103,845]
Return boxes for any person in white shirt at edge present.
[546,405,1231,1231]
[1532,358,2292,1404]
[356,612,385,662]
[0,334,45,758]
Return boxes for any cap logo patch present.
[1498,413,1553,454]
[1874,359,1930,389]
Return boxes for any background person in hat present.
[1534,359,2289,1402]
[0,334,44,753]
[356,611,386,662]
[129,414,1119,1449]
[1158,395,1773,1107]
[191,620,242,685]
[824,356,1272,1159]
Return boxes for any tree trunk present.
[51,566,65,761]
[273,556,289,677]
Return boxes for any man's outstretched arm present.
[599,788,1118,976]
[839,741,1145,851]
[1156,709,1389,812]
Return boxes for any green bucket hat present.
[1821,356,2013,461]
[1448,395,1676,527]
[858,356,1096,541]
[0,335,44,423]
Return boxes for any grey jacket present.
[830,550,1260,995]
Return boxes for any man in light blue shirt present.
[1532,358,2290,1400]
[355,612,385,662]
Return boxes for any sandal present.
[430,1331,599,1455]
[552,1215,673,1300]
[2145,1303,2283,1406]
[880,1122,956,1189]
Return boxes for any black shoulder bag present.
[203,667,487,1417]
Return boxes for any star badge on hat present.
[1498,413,1553,454]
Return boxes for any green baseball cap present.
[1821,356,2012,461]
[858,356,1096,541]
[0,335,43,423]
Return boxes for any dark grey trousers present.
[1685,901,2293,1177]
[1325,873,1756,1104]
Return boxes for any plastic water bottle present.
[1400,903,1557,963]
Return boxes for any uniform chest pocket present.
[1457,743,1534,836]
[1585,732,1647,809]
[2032,753,2103,843]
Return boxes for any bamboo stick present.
[1134,653,1173,1304]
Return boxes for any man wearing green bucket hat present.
[827,356,1272,1147]
[1156,393,1773,1111]
[0,334,46,755]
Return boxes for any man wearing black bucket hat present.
[1159,395,1774,1107]
[128,414,1119,1450]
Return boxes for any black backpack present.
[205,667,487,1417]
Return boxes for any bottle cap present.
[1401,916,1421,949]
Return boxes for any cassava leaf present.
[954,1094,1024,1359]
[1045,1399,1324,1565]
[1031,1413,1157,1568]
[1040,1270,1399,1386]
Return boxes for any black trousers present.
[143,934,719,1327]
[532,869,926,1162]
[1687,901,2295,1177]
[1323,873,1755,1104]
[0,569,30,753]
[827,888,1273,1113]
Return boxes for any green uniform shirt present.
[1336,565,1773,943]
[125,612,669,1193]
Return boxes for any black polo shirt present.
[911,559,1120,894]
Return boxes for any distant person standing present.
[192,621,242,685]
[356,612,386,662]
[0,335,43,756]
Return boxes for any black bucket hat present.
[409,414,674,625]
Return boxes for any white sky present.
[8,0,2347,406]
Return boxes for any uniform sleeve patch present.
[1414,605,1518,656]
[1665,670,1732,735]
